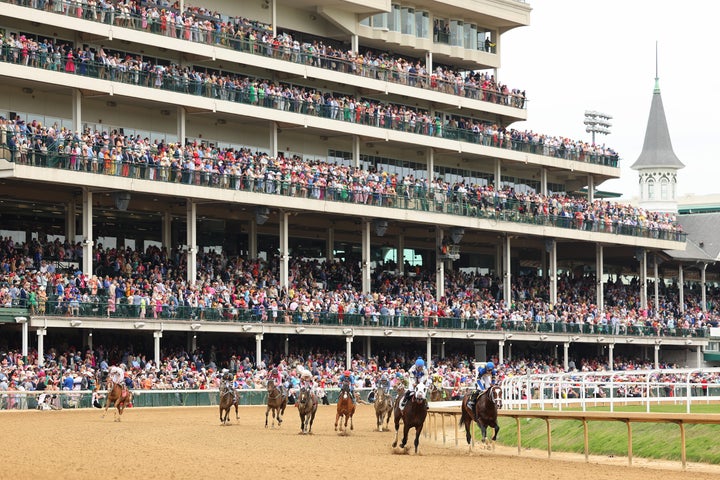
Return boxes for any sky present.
[499,0,720,200]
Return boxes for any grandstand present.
[0,0,715,372]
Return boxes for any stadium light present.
[583,110,612,145]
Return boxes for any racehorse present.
[265,378,287,428]
[101,379,133,422]
[373,387,393,432]
[334,381,355,433]
[459,385,502,450]
[392,382,428,454]
[219,381,239,425]
[296,386,318,435]
[428,383,445,402]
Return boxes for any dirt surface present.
[3,404,720,480]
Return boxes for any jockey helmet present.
[344,370,351,377]
[486,362,494,370]
[415,358,425,368]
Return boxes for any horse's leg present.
[480,424,489,449]
[349,411,354,431]
[308,410,316,434]
[334,411,340,431]
[234,404,239,422]
[414,424,423,454]
[400,422,411,451]
[265,406,270,428]
[490,421,500,449]
[392,409,401,448]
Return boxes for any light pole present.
[584,110,612,145]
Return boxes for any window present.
[401,7,415,35]
[449,20,464,47]
[647,179,655,200]
[389,4,401,32]
[372,13,388,30]
[415,11,429,39]
[359,16,370,27]
[660,178,669,200]
[464,23,477,50]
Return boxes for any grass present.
[488,404,720,464]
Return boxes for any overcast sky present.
[499,1,720,200]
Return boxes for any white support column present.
[279,211,289,290]
[425,51,432,73]
[186,200,197,285]
[639,249,647,310]
[190,332,197,352]
[66,201,77,243]
[284,336,289,357]
[397,234,405,275]
[365,336,371,359]
[326,227,335,263]
[654,343,660,369]
[654,254,660,314]
[540,168,548,196]
[153,331,162,367]
[20,320,28,360]
[608,344,614,369]
[87,330,93,351]
[255,334,263,368]
[701,263,708,312]
[269,121,278,158]
[353,135,361,168]
[678,264,685,313]
[440,341,446,360]
[587,174,595,203]
[426,147,434,180]
[162,211,172,252]
[507,342,512,363]
[426,337,432,368]
[177,106,186,145]
[596,244,604,314]
[498,340,505,366]
[81,189,93,276]
[270,0,276,37]
[346,336,353,366]
[563,342,569,371]
[36,328,47,367]
[549,239,557,306]
[697,346,702,368]
[495,243,502,280]
[361,220,371,294]
[351,34,359,54]
[249,219,258,259]
[494,158,502,189]
[436,227,445,301]
[503,235,512,303]
[72,89,82,134]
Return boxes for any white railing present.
[501,368,720,413]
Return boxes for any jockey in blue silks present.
[338,369,356,403]
[400,357,428,408]
[467,361,497,417]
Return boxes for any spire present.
[631,56,684,170]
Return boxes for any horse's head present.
[413,382,427,402]
[489,385,503,409]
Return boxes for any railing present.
[501,369,720,413]
[2,145,681,241]
[0,386,375,411]
[9,299,708,338]
[1,0,522,109]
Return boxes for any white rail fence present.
[501,368,720,413]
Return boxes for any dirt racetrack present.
[3,403,720,480]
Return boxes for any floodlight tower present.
[584,110,612,144]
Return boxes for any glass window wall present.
[415,11,429,39]
[401,7,415,36]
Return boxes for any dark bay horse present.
[460,385,502,450]
[297,387,318,435]
[219,381,239,425]
[101,380,133,422]
[373,387,393,432]
[392,382,428,454]
[265,379,287,428]
[334,381,355,433]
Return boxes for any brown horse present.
[265,379,287,428]
[219,381,239,425]
[428,383,445,402]
[459,385,502,450]
[373,387,393,432]
[392,382,428,454]
[101,380,133,422]
[297,387,318,435]
[334,381,355,433]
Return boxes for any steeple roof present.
[631,78,685,170]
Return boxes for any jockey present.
[400,357,428,408]
[298,366,316,396]
[268,367,286,396]
[338,369,356,403]
[108,365,127,394]
[476,361,497,392]
[377,371,391,395]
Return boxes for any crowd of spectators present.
[4,0,525,107]
[1,341,711,402]
[1,116,669,243]
[0,232,717,340]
